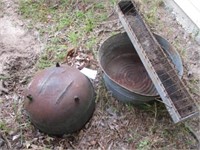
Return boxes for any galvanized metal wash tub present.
[98,32,183,104]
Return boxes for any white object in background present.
[174,0,200,29]
[80,68,97,80]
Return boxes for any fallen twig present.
[0,81,8,94]
[0,132,12,149]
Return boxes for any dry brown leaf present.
[66,47,76,58]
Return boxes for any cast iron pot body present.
[98,32,183,104]
[24,65,95,135]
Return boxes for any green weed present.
[84,18,95,32]
[0,121,6,130]
[139,0,164,26]
[0,120,10,133]
[137,138,150,150]
[125,103,135,111]
[56,16,72,31]
[75,10,85,19]
[68,31,80,45]
[145,7,158,26]
[37,54,53,69]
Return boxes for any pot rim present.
[98,32,183,97]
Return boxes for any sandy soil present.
[0,0,42,148]
[0,0,41,75]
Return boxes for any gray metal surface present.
[117,1,199,123]
[98,32,183,104]
[103,74,158,104]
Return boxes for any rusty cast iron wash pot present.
[24,64,95,135]
[98,32,183,104]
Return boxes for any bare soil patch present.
[0,0,42,149]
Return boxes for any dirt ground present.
[0,0,42,148]
[0,0,199,149]
[0,0,41,86]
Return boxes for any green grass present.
[137,138,150,150]
[19,0,113,69]
[139,0,164,27]
[145,6,158,26]
[37,53,54,69]
[0,121,7,130]
[0,120,10,133]
[68,31,80,46]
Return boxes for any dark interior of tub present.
[100,33,158,96]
